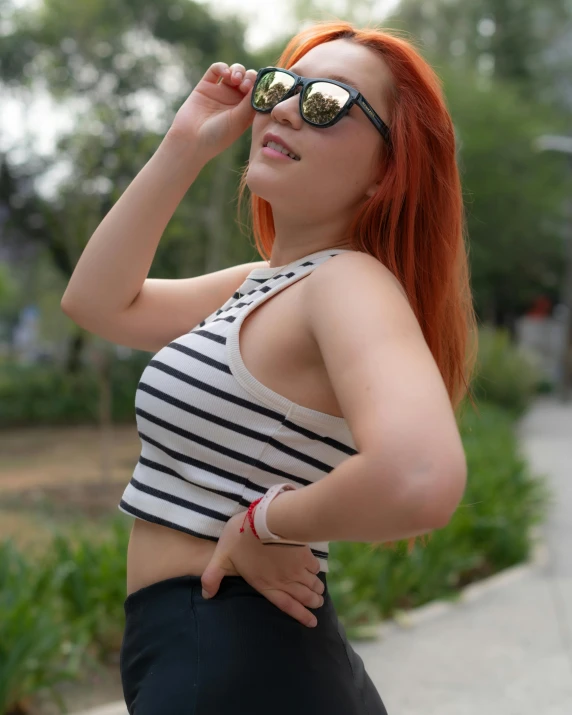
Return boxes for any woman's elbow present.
[425,454,468,528]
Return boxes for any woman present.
[62,20,477,715]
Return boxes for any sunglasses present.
[251,66,391,145]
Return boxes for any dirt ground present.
[0,424,139,543]
[0,423,140,493]
[0,424,141,714]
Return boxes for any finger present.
[228,62,246,85]
[299,569,326,596]
[305,555,321,575]
[265,588,319,628]
[284,580,324,609]
[201,558,235,598]
[229,62,246,74]
[203,61,231,85]
[238,76,253,92]
[295,565,326,594]
[238,69,257,93]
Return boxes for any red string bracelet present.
[239,497,263,539]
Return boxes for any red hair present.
[238,21,478,553]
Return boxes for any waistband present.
[124,571,329,613]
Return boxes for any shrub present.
[0,353,149,427]
[471,326,543,416]
[46,517,131,659]
[0,540,87,714]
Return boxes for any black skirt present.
[120,572,389,714]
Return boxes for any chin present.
[244,161,301,205]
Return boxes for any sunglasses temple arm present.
[356,95,391,144]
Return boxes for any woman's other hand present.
[200,512,325,628]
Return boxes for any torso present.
[126,272,342,595]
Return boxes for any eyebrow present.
[290,69,363,94]
[327,74,363,92]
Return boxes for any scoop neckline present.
[246,248,354,278]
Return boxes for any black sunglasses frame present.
[251,66,391,145]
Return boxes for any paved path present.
[353,397,572,714]
[76,397,572,715]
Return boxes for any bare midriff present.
[126,519,218,594]
[126,272,343,596]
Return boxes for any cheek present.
[311,134,375,193]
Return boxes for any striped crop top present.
[118,248,358,573]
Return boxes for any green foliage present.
[0,263,17,309]
[0,0,259,300]
[472,326,543,416]
[442,66,568,320]
[394,0,572,106]
[389,0,571,321]
[46,517,131,658]
[0,540,87,714]
[0,362,98,426]
[328,401,550,638]
[0,353,149,427]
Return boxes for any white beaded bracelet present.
[253,483,309,546]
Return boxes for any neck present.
[267,212,354,268]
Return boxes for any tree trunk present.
[66,329,86,373]
[203,146,237,273]
[92,344,113,482]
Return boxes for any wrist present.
[265,488,296,540]
[160,130,211,172]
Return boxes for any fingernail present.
[242,79,252,89]
[308,618,317,627]
[233,71,242,80]
[202,589,210,599]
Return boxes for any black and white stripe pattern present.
[119,248,357,573]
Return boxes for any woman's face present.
[246,39,392,222]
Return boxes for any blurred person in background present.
[61,19,476,715]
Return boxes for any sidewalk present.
[75,397,572,715]
[352,396,572,714]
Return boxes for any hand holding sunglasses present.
[168,61,259,163]
[167,61,391,166]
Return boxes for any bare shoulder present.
[317,250,408,294]
[305,250,415,335]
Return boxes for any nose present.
[270,92,303,130]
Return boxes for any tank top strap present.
[241,248,354,294]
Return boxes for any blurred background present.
[0,1,570,713]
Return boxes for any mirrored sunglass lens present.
[253,71,295,110]
[301,82,350,124]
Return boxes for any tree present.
[0,0,262,369]
[440,65,569,325]
[394,0,572,108]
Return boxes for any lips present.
[262,132,301,160]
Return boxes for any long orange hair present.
[238,21,478,553]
